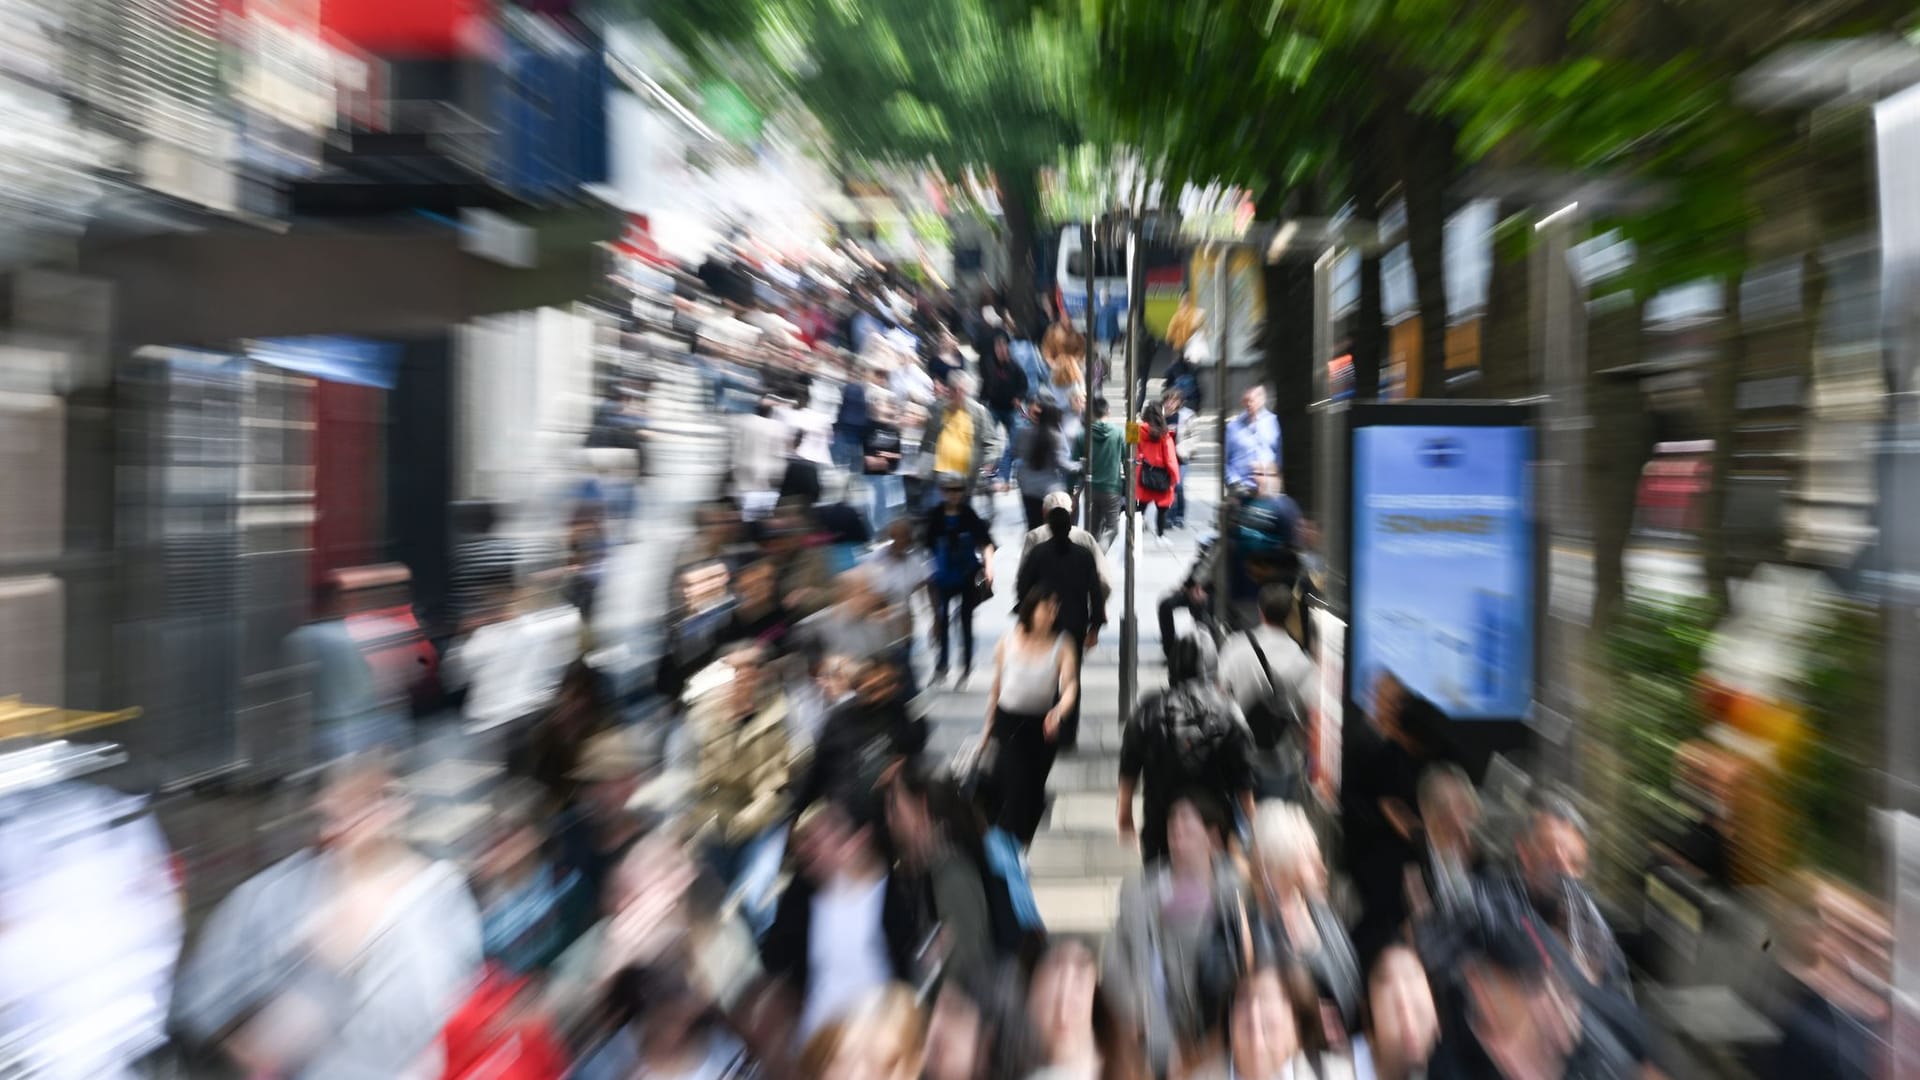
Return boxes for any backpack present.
[1148,687,1241,786]
[1241,631,1303,750]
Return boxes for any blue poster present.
[1351,424,1533,720]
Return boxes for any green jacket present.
[1089,420,1126,492]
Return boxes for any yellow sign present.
[0,697,142,741]
[1125,421,1141,445]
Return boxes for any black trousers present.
[1022,493,1047,531]
[990,706,1058,846]
[1056,631,1086,748]
[931,584,978,672]
[1139,500,1172,536]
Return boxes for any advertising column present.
[1348,410,1534,734]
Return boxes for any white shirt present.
[801,875,893,1038]
[780,404,834,465]
[1218,624,1315,724]
[732,412,791,494]
[455,606,584,732]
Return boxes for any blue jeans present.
[990,407,1019,484]
[832,432,864,473]
[1170,476,1187,527]
[705,823,788,938]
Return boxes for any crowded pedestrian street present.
[2,1,1918,1078]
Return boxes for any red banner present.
[320,0,490,56]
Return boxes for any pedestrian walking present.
[1225,385,1283,492]
[980,332,1030,489]
[1134,402,1180,542]
[979,588,1079,846]
[1103,795,1237,1076]
[1013,494,1108,749]
[174,757,484,1079]
[925,474,996,687]
[1086,398,1127,549]
[284,576,405,765]
[922,371,995,506]
[1016,403,1075,531]
[686,644,794,937]
[1218,584,1317,798]
[1117,633,1257,865]
[1161,387,1197,529]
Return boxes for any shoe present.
[931,666,949,687]
[955,668,970,690]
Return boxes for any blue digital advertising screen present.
[1349,419,1534,721]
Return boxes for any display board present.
[1348,404,1535,723]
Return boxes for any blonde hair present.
[1251,800,1321,887]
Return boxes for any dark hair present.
[1356,944,1435,1040]
[1166,632,1207,685]
[1092,397,1110,419]
[1396,692,1457,761]
[1141,401,1167,437]
[1028,939,1151,1080]
[1216,960,1327,1061]
[1257,582,1295,627]
[1017,586,1058,632]
[891,765,994,878]
[1026,403,1064,472]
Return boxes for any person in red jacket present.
[1134,401,1181,540]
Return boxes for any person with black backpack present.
[1218,584,1316,800]
[1118,633,1258,866]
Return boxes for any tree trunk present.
[998,164,1044,333]
[1699,274,1744,612]
[1401,122,1452,398]
[1480,208,1532,400]
[1265,258,1317,508]
[1587,295,1653,638]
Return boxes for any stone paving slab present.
[1033,878,1128,935]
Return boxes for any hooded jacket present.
[1088,420,1125,493]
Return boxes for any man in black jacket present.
[1014,495,1109,749]
[762,797,921,1039]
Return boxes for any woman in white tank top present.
[980,589,1079,846]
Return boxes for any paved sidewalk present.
[920,485,1209,935]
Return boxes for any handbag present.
[968,569,995,607]
[1139,461,1172,493]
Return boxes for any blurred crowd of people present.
[7,238,1879,1080]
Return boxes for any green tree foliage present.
[649,0,1087,314]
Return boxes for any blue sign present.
[492,17,609,201]
[247,337,399,389]
[1350,422,1533,720]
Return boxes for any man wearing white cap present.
[1018,490,1113,598]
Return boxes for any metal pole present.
[1532,206,1587,783]
[1212,244,1234,630]
[1120,217,1142,726]
[1082,221,1098,526]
